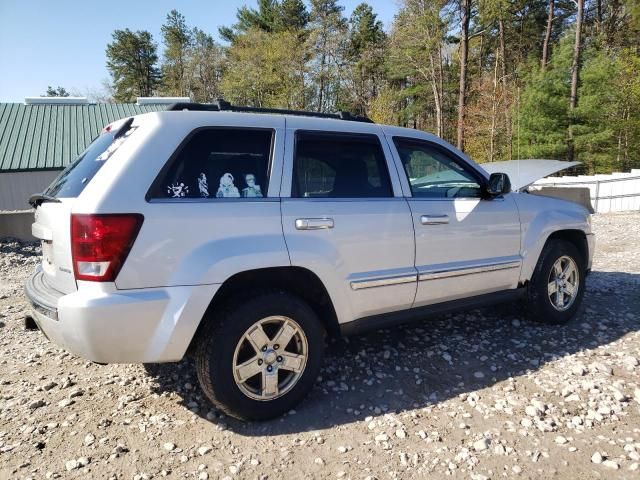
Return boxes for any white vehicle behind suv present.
[25,101,594,420]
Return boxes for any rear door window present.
[45,119,135,198]
[149,128,273,199]
[293,131,392,198]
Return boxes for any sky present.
[0,0,399,103]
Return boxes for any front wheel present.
[195,291,325,421]
[525,239,586,324]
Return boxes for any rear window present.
[148,128,273,200]
[45,119,135,198]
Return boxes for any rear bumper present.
[24,267,217,363]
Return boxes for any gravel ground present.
[1,212,639,480]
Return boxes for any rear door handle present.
[295,218,334,230]
[421,214,449,225]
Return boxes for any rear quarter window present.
[148,128,273,200]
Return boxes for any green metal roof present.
[0,103,166,172]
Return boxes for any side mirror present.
[486,172,512,196]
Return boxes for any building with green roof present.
[0,97,177,211]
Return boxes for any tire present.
[195,291,325,421]
[525,239,586,325]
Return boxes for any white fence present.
[535,169,640,213]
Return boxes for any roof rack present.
[165,99,374,123]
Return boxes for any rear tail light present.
[71,214,143,282]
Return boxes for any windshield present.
[44,119,134,198]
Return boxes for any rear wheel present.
[525,239,585,324]
[195,291,325,421]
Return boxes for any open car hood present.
[480,160,580,191]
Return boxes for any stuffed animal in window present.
[198,172,209,197]
[216,173,240,198]
[242,173,263,198]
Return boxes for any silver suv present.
[25,102,594,420]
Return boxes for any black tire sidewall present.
[196,291,325,421]
[527,239,586,324]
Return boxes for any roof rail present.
[165,99,374,123]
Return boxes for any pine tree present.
[186,28,225,102]
[574,48,640,173]
[516,36,573,161]
[343,3,387,115]
[106,29,160,102]
[161,10,192,97]
[44,86,70,97]
[386,0,450,136]
[307,0,348,112]
[219,0,280,43]
[276,0,310,32]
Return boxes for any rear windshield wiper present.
[114,117,134,139]
[29,193,62,208]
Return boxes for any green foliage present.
[186,28,225,102]
[161,10,192,97]
[221,29,308,109]
[102,2,640,173]
[342,3,387,114]
[385,0,450,134]
[307,0,349,112]
[516,35,640,173]
[44,86,69,97]
[574,48,640,172]
[516,36,573,160]
[219,0,309,42]
[276,0,310,32]
[106,29,160,102]
[219,0,279,42]
[347,3,385,58]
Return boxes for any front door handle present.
[295,218,334,230]
[421,214,449,225]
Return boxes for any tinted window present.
[45,120,135,198]
[293,132,392,198]
[151,128,273,199]
[393,139,482,198]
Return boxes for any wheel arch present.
[545,229,589,266]
[521,227,589,285]
[187,266,340,354]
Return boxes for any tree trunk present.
[490,48,499,162]
[428,52,444,138]
[498,18,512,159]
[567,0,584,162]
[541,0,554,71]
[457,0,471,151]
[317,22,328,112]
[318,51,326,112]
[438,42,445,138]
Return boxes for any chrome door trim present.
[418,259,521,281]
[350,274,417,290]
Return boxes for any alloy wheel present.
[232,316,308,401]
